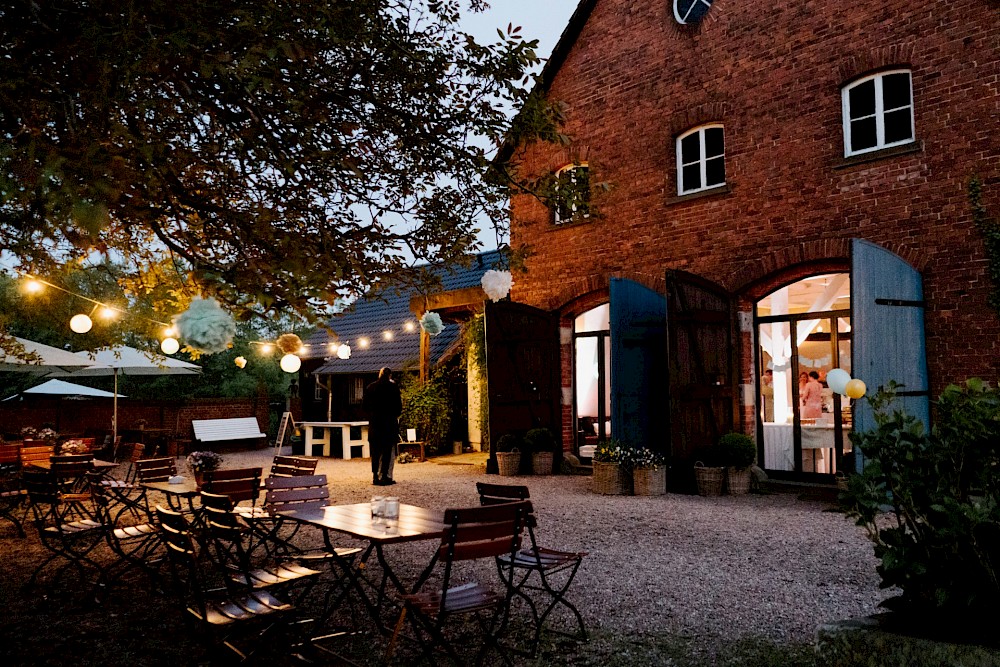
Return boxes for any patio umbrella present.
[0,337,94,374]
[53,345,201,442]
[23,378,125,398]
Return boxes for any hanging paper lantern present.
[277,333,303,355]
[337,344,351,360]
[279,353,301,373]
[69,313,93,334]
[420,311,444,336]
[826,368,851,395]
[160,337,180,355]
[174,297,236,354]
[845,379,867,399]
[481,269,513,302]
[234,356,247,369]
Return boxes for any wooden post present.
[419,330,430,384]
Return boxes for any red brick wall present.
[511,0,1000,446]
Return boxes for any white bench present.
[192,418,267,447]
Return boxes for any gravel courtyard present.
[0,450,885,666]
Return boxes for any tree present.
[0,0,557,321]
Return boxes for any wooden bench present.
[191,418,267,450]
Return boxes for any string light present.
[260,343,274,355]
[70,313,93,334]
[382,331,393,341]
[279,353,301,373]
[403,321,415,332]
[99,306,118,320]
[160,337,180,354]
[24,279,44,294]
[358,337,370,348]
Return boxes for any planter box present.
[817,614,1000,667]
[496,451,521,476]
[593,461,630,495]
[633,467,666,496]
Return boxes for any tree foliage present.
[0,0,557,320]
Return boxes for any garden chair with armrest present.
[476,482,589,656]
[391,501,531,667]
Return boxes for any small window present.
[313,379,325,402]
[349,377,365,405]
[842,70,914,156]
[552,164,591,225]
[674,0,714,25]
[676,125,725,195]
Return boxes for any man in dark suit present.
[363,367,402,485]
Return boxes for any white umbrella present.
[23,378,125,398]
[53,345,201,442]
[0,337,94,374]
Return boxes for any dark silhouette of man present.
[363,367,402,486]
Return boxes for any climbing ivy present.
[970,175,1000,316]
[463,314,489,450]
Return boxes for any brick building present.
[507,0,1000,485]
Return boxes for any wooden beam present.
[409,286,488,317]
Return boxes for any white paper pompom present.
[420,311,444,336]
[481,269,513,302]
[173,297,236,354]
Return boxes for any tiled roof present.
[306,250,502,375]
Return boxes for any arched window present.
[676,125,725,195]
[552,163,590,225]
[842,70,914,157]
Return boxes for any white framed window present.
[552,163,590,225]
[313,379,326,402]
[673,0,713,25]
[676,124,725,195]
[349,376,365,405]
[842,70,914,157]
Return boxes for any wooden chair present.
[101,443,146,489]
[134,457,177,483]
[268,455,319,479]
[393,501,531,667]
[155,505,295,662]
[476,482,588,656]
[19,444,55,469]
[201,467,264,520]
[0,442,26,537]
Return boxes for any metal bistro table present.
[275,502,444,631]
[299,421,370,459]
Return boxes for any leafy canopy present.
[0,0,555,320]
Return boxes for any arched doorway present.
[573,303,611,450]
[756,273,852,479]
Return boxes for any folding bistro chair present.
[22,468,106,592]
[476,482,588,656]
[0,441,27,537]
[19,444,55,469]
[135,457,177,483]
[394,501,531,667]
[201,467,264,520]
[155,505,296,662]
[268,455,319,479]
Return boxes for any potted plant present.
[592,439,631,495]
[186,450,223,488]
[494,433,523,477]
[693,445,725,497]
[719,432,756,495]
[628,446,667,496]
[525,427,558,475]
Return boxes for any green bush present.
[400,368,451,451]
[842,379,1000,618]
[718,432,756,469]
[495,432,524,453]
[525,427,558,453]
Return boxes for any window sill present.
[548,216,593,231]
[665,184,732,206]
[833,141,923,170]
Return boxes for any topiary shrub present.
[525,427,558,452]
[718,432,756,470]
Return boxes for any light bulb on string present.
[160,337,180,355]
[403,321,415,332]
[358,337,369,348]
[337,344,351,360]
[260,344,274,355]
[328,342,340,355]
[99,306,118,320]
[70,313,93,334]
[163,326,177,338]
[24,279,44,294]
[382,331,393,341]
[279,353,301,373]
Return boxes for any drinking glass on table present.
[371,495,385,524]
[384,497,399,532]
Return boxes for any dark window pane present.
[848,80,876,119]
[679,0,713,23]
[850,117,877,152]
[705,128,725,158]
[884,109,913,144]
[705,157,725,186]
[680,133,701,164]
[882,73,911,110]
[682,164,701,191]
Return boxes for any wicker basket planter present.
[726,466,751,495]
[632,467,666,496]
[496,450,521,477]
[593,461,630,495]
[532,451,554,475]
[694,462,725,496]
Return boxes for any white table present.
[762,423,846,473]
[300,421,370,459]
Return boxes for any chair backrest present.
[0,442,22,467]
[201,467,262,505]
[264,474,330,513]
[199,494,252,570]
[476,482,537,529]
[19,445,55,468]
[22,468,60,506]
[155,505,211,618]
[50,453,95,478]
[135,457,177,483]
[439,501,530,563]
[269,455,319,478]
[124,443,146,463]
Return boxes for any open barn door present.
[485,301,560,474]
[610,278,667,454]
[851,239,930,471]
[665,270,737,489]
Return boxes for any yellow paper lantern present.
[160,337,180,355]
[234,356,247,369]
[279,353,301,373]
[69,313,93,334]
[845,379,867,399]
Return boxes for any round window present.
[673,0,714,25]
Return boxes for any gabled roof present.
[305,250,503,375]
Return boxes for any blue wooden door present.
[610,278,667,453]
[851,239,930,470]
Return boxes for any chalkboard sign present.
[274,412,294,453]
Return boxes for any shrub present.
[719,432,756,469]
[495,433,524,453]
[525,427,558,453]
[842,379,1000,619]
